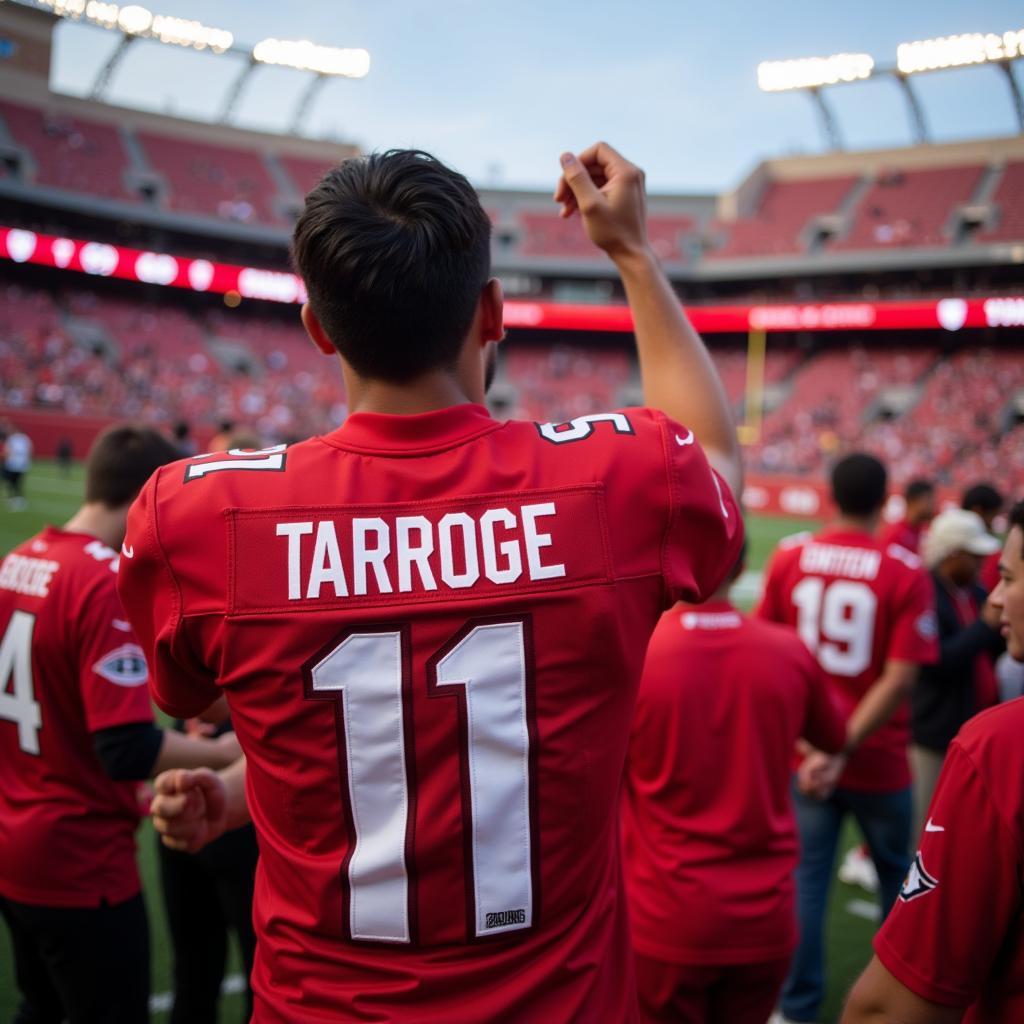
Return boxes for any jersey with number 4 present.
[0,527,153,908]
[757,528,937,792]
[119,403,742,1023]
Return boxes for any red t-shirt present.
[757,528,938,792]
[0,527,153,908]
[874,698,1024,1021]
[622,602,846,966]
[981,550,1001,595]
[118,404,743,1023]
[879,519,924,555]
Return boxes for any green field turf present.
[0,463,874,1022]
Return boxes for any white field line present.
[149,972,246,1013]
[845,898,881,922]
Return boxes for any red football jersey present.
[878,519,924,556]
[622,602,846,966]
[981,550,1001,595]
[757,528,938,792]
[874,698,1024,1021]
[118,404,743,1023]
[0,527,153,908]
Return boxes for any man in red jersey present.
[842,499,1024,1024]
[622,543,847,1023]
[757,452,938,1024]
[879,478,936,556]
[0,425,241,1024]
[126,142,744,1023]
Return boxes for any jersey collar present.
[322,403,501,455]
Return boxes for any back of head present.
[85,425,181,509]
[905,478,934,503]
[292,149,492,383]
[961,482,1003,517]
[831,453,888,519]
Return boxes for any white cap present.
[922,509,1001,569]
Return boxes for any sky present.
[47,0,1024,194]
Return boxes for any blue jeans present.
[780,783,912,1023]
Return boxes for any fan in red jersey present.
[0,426,241,1024]
[132,142,744,1023]
[879,478,936,556]
[622,543,847,1024]
[757,452,938,1024]
[842,500,1024,1024]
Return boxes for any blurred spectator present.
[880,478,936,555]
[911,510,1002,840]
[172,421,198,458]
[2,423,32,510]
[962,482,1005,594]
[55,437,74,476]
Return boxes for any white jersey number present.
[793,577,877,677]
[184,445,287,482]
[0,611,42,754]
[308,619,533,944]
[536,412,633,444]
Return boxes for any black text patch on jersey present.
[93,644,148,687]
[899,851,939,903]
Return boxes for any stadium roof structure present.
[758,26,1024,150]
[0,0,370,132]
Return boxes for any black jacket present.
[911,574,1004,752]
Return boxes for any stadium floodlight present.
[252,38,371,78]
[27,0,234,51]
[757,53,875,93]
[897,29,1024,74]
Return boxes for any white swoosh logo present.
[121,543,134,559]
[925,818,945,833]
[112,619,132,632]
[675,430,695,447]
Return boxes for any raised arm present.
[555,143,743,496]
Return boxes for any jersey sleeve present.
[654,411,743,605]
[117,469,220,719]
[799,644,847,754]
[77,572,154,733]
[755,549,788,624]
[873,741,1022,1008]
[887,567,939,665]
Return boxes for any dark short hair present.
[85,425,180,508]
[292,149,492,383]
[905,478,934,502]
[1009,501,1024,533]
[961,483,1003,516]
[831,453,888,517]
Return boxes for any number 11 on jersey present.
[305,618,536,945]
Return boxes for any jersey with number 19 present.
[757,528,938,792]
[119,403,742,1023]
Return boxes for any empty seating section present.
[137,132,281,224]
[709,176,857,259]
[977,161,1024,242]
[0,100,136,201]
[279,154,337,199]
[519,213,694,262]
[832,165,984,250]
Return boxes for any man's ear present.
[301,302,336,356]
[480,278,505,344]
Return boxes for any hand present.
[798,749,848,800]
[981,599,1001,630]
[554,142,649,261]
[150,768,228,853]
[184,717,215,739]
[213,731,242,768]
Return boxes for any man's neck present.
[344,370,479,417]
[63,503,126,551]
[832,514,879,536]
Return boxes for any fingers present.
[557,152,604,214]
[575,141,639,184]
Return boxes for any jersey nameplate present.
[227,485,613,614]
